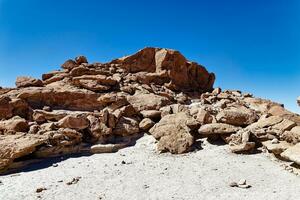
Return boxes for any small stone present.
[229,182,238,187]
[143,184,150,189]
[52,163,58,167]
[66,177,81,185]
[121,160,126,165]
[237,179,246,185]
[238,184,252,189]
[36,187,47,193]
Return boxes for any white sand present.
[1,135,300,200]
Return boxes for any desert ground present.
[1,134,300,200]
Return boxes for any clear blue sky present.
[0,0,299,113]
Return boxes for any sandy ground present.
[0,134,300,200]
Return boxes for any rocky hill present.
[0,47,300,174]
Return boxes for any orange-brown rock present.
[112,47,215,92]
[15,76,43,88]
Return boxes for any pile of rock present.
[0,47,300,173]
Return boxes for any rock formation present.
[1,47,300,173]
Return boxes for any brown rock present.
[90,143,127,154]
[281,143,300,165]
[196,108,213,124]
[229,142,255,153]
[140,110,161,119]
[216,106,258,126]
[198,123,240,136]
[157,126,194,154]
[16,87,103,111]
[15,76,43,88]
[268,105,300,125]
[0,133,47,171]
[113,117,139,136]
[61,59,78,70]
[127,92,170,111]
[75,55,88,64]
[149,112,194,154]
[57,115,89,130]
[280,126,300,144]
[0,116,29,134]
[0,96,13,119]
[262,140,292,155]
[139,118,155,131]
[112,47,215,92]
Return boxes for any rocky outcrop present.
[111,47,215,92]
[1,47,300,173]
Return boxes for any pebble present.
[238,179,246,185]
[36,187,47,193]
[229,179,251,189]
[66,177,81,185]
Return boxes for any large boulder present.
[15,76,43,88]
[149,112,196,154]
[0,116,29,134]
[57,115,90,130]
[112,117,140,136]
[0,133,47,172]
[216,106,258,126]
[0,96,13,119]
[15,86,103,111]
[198,123,241,136]
[281,143,300,165]
[127,92,170,111]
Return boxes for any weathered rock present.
[216,106,258,126]
[280,126,300,144]
[139,118,155,131]
[87,115,112,140]
[0,96,13,119]
[297,97,300,107]
[127,92,170,111]
[198,123,240,136]
[112,47,215,92]
[90,143,127,154]
[15,76,43,88]
[229,142,255,153]
[0,116,29,134]
[75,55,88,65]
[268,105,300,125]
[196,108,213,124]
[149,112,194,154]
[140,110,161,120]
[157,126,194,154]
[57,115,90,130]
[0,133,47,171]
[112,117,139,136]
[281,143,300,165]
[16,87,103,111]
[262,140,292,155]
[61,59,78,70]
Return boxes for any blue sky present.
[0,0,299,113]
